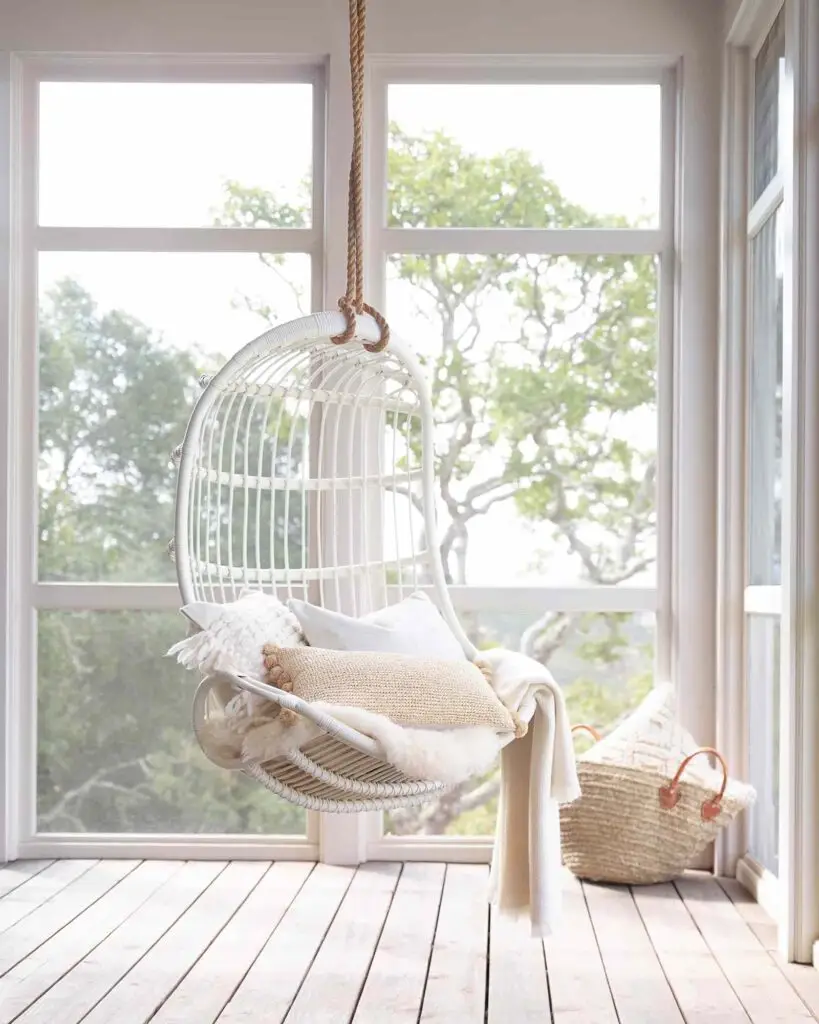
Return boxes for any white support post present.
[673,39,722,759]
[778,0,819,964]
[715,41,750,879]
[316,6,372,867]
[0,52,16,864]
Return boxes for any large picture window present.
[22,64,323,850]
[367,71,673,845]
[8,56,682,861]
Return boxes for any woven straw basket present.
[560,713,753,885]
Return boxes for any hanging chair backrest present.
[174,311,474,657]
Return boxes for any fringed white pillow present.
[167,589,307,680]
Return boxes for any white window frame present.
[719,0,819,964]
[2,53,329,862]
[362,58,678,859]
[0,38,722,870]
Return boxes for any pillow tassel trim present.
[261,644,300,728]
[474,657,527,739]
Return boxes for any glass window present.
[386,253,658,586]
[387,84,662,228]
[746,615,780,874]
[37,251,311,582]
[385,610,655,837]
[753,12,786,202]
[37,611,307,835]
[747,210,784,585]
[39,82,313,227]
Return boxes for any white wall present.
[724,0,746,37]
[0,0,718,58]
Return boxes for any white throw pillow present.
[287,591,466,660]
[167,588,306,679]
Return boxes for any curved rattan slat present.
[241,757,448,812]
[286,749,446,798]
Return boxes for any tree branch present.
[39,759,148,828]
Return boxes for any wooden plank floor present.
[0,861,816,1023]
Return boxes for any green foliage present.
[37,282,305,834]
[39,279,199,583]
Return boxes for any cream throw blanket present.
[484,648,581,937]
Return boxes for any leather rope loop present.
[331,0,390,353]
[571,724,602,743]
[658,746,729,821]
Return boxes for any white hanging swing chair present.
[172,0,485,812]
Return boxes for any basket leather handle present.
[659,747,728,821]
[571,724,601,743]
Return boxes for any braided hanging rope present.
[331,0,390,353]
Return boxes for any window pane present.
[387,253,658,586]
[39,82,313,227]
[387,84,661,228]
[747,211,783,585]
[753,12,785,203]
[384,609,655,837]
[38,251,310,583]
[746,614,780,874]
[37,611,307,835]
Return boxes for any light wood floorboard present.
[0,860,96,936]
[676,874,815,1022]
[11,861,225,1024]
[584,881,685,1023]
[418,865,489,1024]
[353,863,445,1024]
[633,881,751,1022]
[0,860,136,976]
[0,861,815,1024]
[720,876,819,1019]
[0,862,53,902]
[217,863,354,1024]
[81,862,263,1024]
[285,863,401,1024]
[543,874,618,1024]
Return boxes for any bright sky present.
[38,80,661,586]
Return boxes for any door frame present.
[719,0,819,964]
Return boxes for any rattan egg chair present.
[174,310,479,811]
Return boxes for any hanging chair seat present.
[174,311,490,811]
[193,669,449,811]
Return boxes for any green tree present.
[37,280,305,834]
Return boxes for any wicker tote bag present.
[559,684,755,885]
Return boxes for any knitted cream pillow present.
[262,644,521,734]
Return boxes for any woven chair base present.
[243,733,448,812]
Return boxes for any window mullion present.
[33,582,182,611]
[747,173,785,238]
[36,226,319,254]
[379,226,662,257]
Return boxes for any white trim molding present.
[19,834,318,860]
[737,853,782,921]
[369,838,492,864]
[777,0,819,965]
[715,39,750,879]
